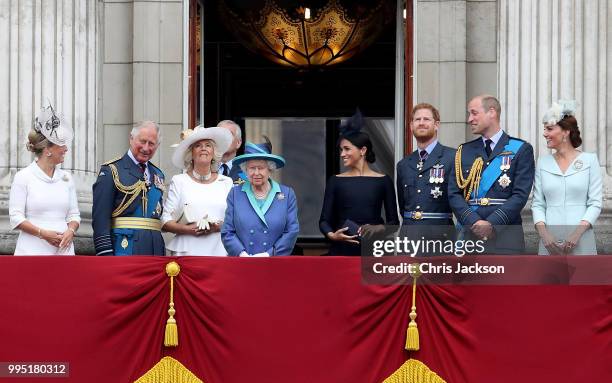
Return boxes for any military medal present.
[498,173,512,188]
[574,159,583,170]
[500,155,512,171]
[121,236,129,249]
[434,164,444,183]
[431,186,443,199]
[155,202,162,216]
[429,168,435,184]
[153,174,165,191]
[417,161,424,171]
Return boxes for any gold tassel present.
[382,358,447,383]
[164,261,181,347]
[134,356,204,383]
[405,264,421,351]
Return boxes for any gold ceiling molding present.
[219,0,392,69]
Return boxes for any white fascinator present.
[542,99,577,126]
[33,105,73,146]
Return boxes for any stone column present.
[0,0,99,253]
[499,0,612,223]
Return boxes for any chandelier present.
[219,0,392,69]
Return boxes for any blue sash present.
[473,138,524,200]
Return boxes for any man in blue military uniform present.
[396,103,456,254]
[449,95,535,253]
[92,121,166,255]
[397,103,456,226]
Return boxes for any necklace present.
[253,185,270,199]
[192,169,212,182]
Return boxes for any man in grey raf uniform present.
[92,121,166,255]
[449,95,535,253]
[397,103,456,226]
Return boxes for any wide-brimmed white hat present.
[34,105,73,146]
[171,126,233,169]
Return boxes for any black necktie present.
[139,163,146,173]
[221,164,229,176]
[419,150,428,161]
[484,139,493,157]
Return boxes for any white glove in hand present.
[251,252,270,257]
[239,251,249,257]
[197,214,211,231]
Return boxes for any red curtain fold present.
[1,257,611,383]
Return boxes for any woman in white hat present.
[161,126,234,255]
[9,105,80,255]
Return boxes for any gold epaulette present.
[102,156,122,166]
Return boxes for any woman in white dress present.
[9,106,80,255]
[161,126,234,255]
[532,100,602,255]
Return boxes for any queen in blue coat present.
[221,138,299,256]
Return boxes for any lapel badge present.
[277,193,285,200]
[498,173,512,189]
[121,236,129,249]
[431,186,443,199]
[574,159,583,170]
[234,178,246,186]
[62,174,70,182]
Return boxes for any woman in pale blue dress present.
[532,100,602,255]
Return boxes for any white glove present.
[251,252,270,257]
[197,214,211,231]
[239,251,249,257]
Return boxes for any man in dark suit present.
[448,95,535,253]
[217,120,244,182]
[396,104,456,254]
[92,121,166,255]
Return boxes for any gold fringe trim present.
[405,264,421,351]
[454,145,484,201]
[383,359,447,383]
[164,262,180,347]
[134,357,203,383]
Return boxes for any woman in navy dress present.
[319,112,399,255]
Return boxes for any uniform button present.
[263,242,267,246]
[416,205,420,209]
[404,184,407,187]
[486,162,490,165]
[249,229,254,234]
[263,230,268,234]
[249,241,254,245]
[418,174,422,178]
[417,189,421,193]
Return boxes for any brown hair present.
[557,115,582,148]
[26,129,52,156]
[411,103,440,122]
[480,95,501,120]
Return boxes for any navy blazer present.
[92,153,166,256]
[396,142,456,225]
[221,180,299,256]
[448,132,535,227]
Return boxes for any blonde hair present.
[26,129,52,156]
[184,139,223,170]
